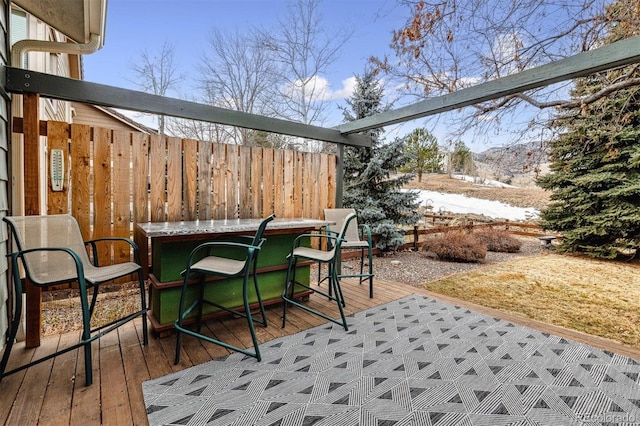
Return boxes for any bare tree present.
[129,41,184,135]
[258,0,353,131]
[196,28,280,145]
[370,0,638,146]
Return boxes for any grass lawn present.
[423,253,640,347]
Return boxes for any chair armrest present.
[9,246,87,287]
[85,237,140,265]
[184,240,264,270]
[321,227,341,238]
[291,232,344,250]
[318,227,343,250]
[359,224,373,244]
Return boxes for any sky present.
[83,0,418,140]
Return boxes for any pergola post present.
[335,144,344,208]
[22,92,42,348]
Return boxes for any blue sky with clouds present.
[83,0,414,132]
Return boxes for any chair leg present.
[175,329,183,365]
[281,255,297,328]
[367,247,374,298]
[332,262,346,308]
[137,270,149,345]
[174,271,190,365]
[196,277,205,333]
[243,275,261,361]
[77,279,93,386]
[89,283,100,318]
[359,248,365,283]
[0,278,23,383]
[282,256,348,332]
[252,272,267,328]
[328,266,348,331]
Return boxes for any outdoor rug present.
[142,294,640,425]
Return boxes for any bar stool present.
[1,214,148,386]
[322,208,374,298]
[281,212,357,331]
[174,214,275,363]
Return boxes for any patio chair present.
[281,212,357,331]
[174,214,275,363]
[322,208,374,298]
[0,214,148,386]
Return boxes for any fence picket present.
[46,121,68,215]
[182,138,198,221]
[197,140,212,220]
[284,150,295,218]
[93,127,111,266]
[70,124,91,239]
[132,133,149,224]
[239,145,251,218]
[251,147,263,218]
[149,134,166,222]
[273,149,284,218]
[112,129,131,263]
[226,144,238,219]
[212,142,226,219]
[302,151,312,219]
[166,137,182,222]
[262,148,274,217]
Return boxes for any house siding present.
[0,0,11,353]
[72,102,152,132]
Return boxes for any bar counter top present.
[136,217,332,238]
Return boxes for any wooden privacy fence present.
[15,120,337,264]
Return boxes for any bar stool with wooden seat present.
[281,212,356,331]
[174,214,275,363]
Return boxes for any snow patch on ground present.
[407,189,540,221]
[452,174,517,188]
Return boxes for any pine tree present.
[538,0,640,258]
[341,71,420,251]
[402,128,443,182]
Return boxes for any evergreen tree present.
[341,71,420,251]
[538,0,640,258]
[402,128,443,181]
[450,141,475,175]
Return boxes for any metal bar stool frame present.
[174,214,275,363]
[322,208,374,298]
[281,212,357,331]
[0,214,148,386]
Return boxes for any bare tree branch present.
[129,41,184,135]
[372,0,628,147]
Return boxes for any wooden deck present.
[2,278,639,426]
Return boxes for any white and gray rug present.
[143,294,640,425]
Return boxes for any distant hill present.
[473,142,548,187]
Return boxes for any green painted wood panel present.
[149,232,312,327]
[152,233,303,283]
[151,266,310,326]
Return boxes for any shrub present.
[473,228,522,253]
[421,232,486,262]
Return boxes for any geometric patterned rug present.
[142,294,640,425]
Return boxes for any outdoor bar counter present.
[134,217,331,335]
